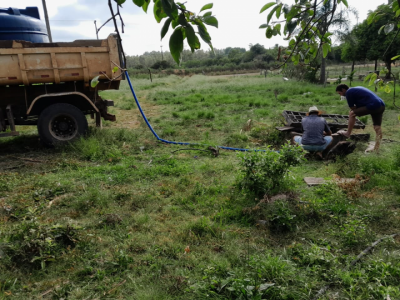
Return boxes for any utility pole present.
[42,0,53,42]
[94,20,99,39]
[160,45,164,61]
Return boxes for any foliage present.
[347,70,356,86]
[350,4,400,79]
[1,213,80,269]
[368,0,400,35]
[116,0,218,64]
[151,60,173,69]
[249,122,286,147]
[237,142,304,197]
[192,255,299,299]
[268,200,298,232]
[259,0,350,68]
[363,71,394,94]
[334,75,342,85]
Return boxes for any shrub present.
[268,200,298,232]
[249,121,286,147]
[237,142,304,197]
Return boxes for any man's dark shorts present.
[352,106,385,126]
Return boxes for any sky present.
[1,0,388,56]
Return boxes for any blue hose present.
[125,70,269,152]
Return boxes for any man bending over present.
[336,84,385,151]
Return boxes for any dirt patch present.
[111,97,162,130]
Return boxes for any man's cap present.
[308,106,319,113]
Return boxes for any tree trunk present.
[375,59,378,71]
[351,60,355,73]
[320,56,326,85]
[385,59,392,79]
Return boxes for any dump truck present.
[0,34,123,145]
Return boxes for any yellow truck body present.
[0,34,122,86]
[0,34,123,145]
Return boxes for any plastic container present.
[0,7,49,43]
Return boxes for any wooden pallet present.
[282,110,365,129]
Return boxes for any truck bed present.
[0,34,122,87]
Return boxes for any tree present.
[259,0,351,72]
[250,43,267,56]
[353,4,400,78]
[114,0,354,69]
[313,1,356,83]
[339,29,363,73]
[114,0,218,64]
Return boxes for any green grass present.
[1,74,400,299]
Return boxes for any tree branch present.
[383,27,400,58]
[272,5,336,70]
[108,0,126,67]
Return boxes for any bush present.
[237,142,304,197]
[268,200,298,232]
[249,121,286,147]
[151,60,173,70]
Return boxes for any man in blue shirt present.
[293,106,333,158]
[336,84,385,151]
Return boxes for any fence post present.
[324,71,328,88]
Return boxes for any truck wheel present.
[38,103,88,146]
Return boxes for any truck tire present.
[38,103,88,146]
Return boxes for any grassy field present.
[1,74,400,299]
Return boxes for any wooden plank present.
[275,126,296,132]
[304,177,357,186]
[304,177,326,186]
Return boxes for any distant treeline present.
[125,42,352,76]
[126,43,280,74]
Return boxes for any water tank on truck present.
[0,7,49,43]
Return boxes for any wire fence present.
[321,61,394,79]
[314,61,400,84]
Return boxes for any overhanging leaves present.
[132,0,144,6]
[153,0,167,23]
[384,23,395,35]
[260,2,276,14]
[169,27,184,64]
[200,3,213,12]
[267,5,279,24]
[185,24,201,52]
[91,76,100,88]
[322,43,330,58]
[197,22,212,44]
[161,18,172,39]
[203,16,218,28]
[161,0,178,19]
[142,0,150,13]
